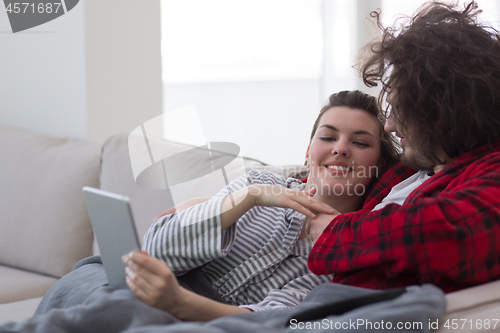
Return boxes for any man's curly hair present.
[361,1,500,165]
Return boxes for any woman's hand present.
[122,251,251,321]
[152,197,211,222]
[248,185,336,219]
[122,251,187,316]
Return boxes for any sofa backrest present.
[98,133,307,254]
[0,124,100,278]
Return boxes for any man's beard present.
[400,145,435,173]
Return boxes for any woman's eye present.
[320,137,335,142]
[354,142,369,147]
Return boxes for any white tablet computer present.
[82,186,141,289]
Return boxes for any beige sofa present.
[0,123,499,332]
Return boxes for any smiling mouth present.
[396,133,405,143]
[325,165,353,172]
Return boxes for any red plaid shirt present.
[308,141,500,293]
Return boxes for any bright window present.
[159,1,500,165]
[161,0,323,84]
[381,0,500,30]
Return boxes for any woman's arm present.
[219,184,336,231]
[123,251,250,321]
[151,186,328,236]
[143,171,336,274]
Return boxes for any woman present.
[122,90,400,322]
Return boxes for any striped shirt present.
[143,170,333,311]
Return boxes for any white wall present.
[0,0,383,166]
[84,0,163,143]
[164,80,321,166]
[162,0,382,166]
[0,1,87,139]
[0,0,163,142]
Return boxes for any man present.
[308,0,500,293]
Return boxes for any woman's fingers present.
[288,201,316,219]
[286,196,336,220]
[124,252,166,275]
[125,266,153,294]
[126,274,147,300]
[126,273,166,309]
[125,267,158,306]
[251,184,335,216]
[304,186,317,197]
[123,252,173,287]
[308,200,336,214]
[122,252,188,315]
[289,191,336,215]
[123,252,179,309]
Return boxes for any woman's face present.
[306,106,381,197]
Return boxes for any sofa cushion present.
[435,279,500,332]
[0,265,58,304]
[0,296,43,324]
[0,124,100,278]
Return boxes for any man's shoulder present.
[451,140,500,173]
[379,163,418,182]
[469,140,500,162]
[362,163,417,210]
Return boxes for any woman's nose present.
[332,141,350,157]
